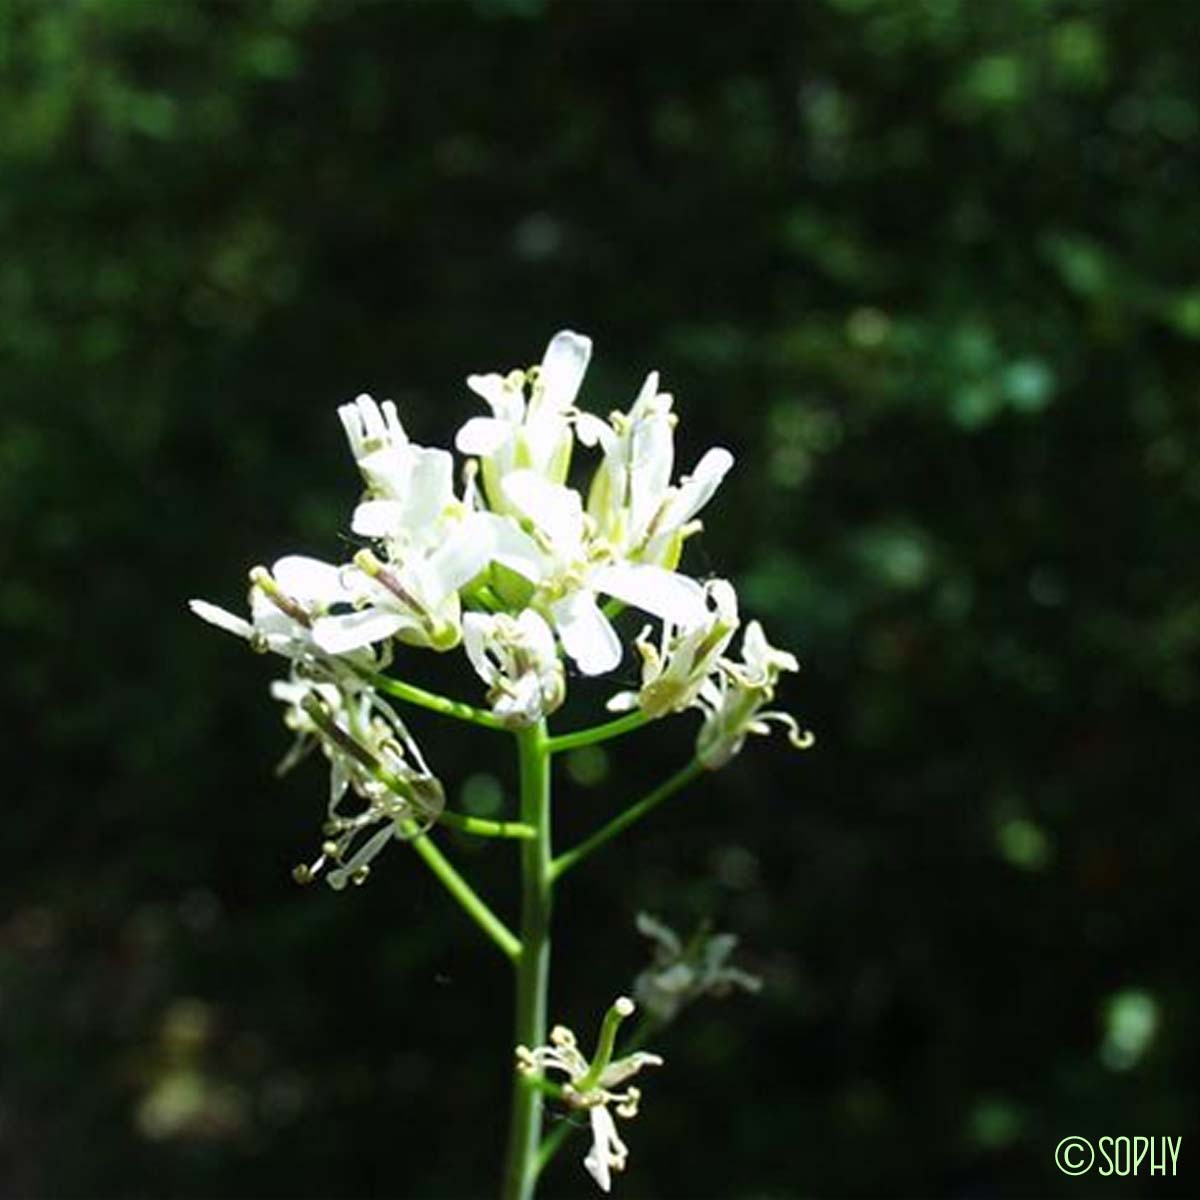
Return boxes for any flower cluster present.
[516,997,662,1193]
[190,331,810,876]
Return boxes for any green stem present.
[405,827,520,961]
[533,1116,576,1180]
[437,811,535,839]
[550,760,703,881]
[501,721,553,1200]
[546,710,649,754]
[353,666,507,730]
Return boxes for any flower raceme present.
[189,329,810,869]
[189,331,812,1197]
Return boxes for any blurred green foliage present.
[3,0,1199,1196]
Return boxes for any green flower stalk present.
[189,330,812,1196]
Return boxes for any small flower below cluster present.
[515,997,662,1193]
[633,912,763,1025]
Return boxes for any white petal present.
[188,599,253,640]
[575,412,615,451]
[424,523,491,603]
[628,415,675,535]
[502,470,584,555]
[337,394,377,457]
[456,415,512,457]
[312,609,406,654]
[462,613,498,685]
[552,591,621,676]
[592,563,706,628]
[356,445,411,498]
[536,330,592,414]
[403,446,456,528]
[271,556,347,606]
[351,499,405,538]
[515,608,557,662]
[658,447,734,531]
[630,370,661,415]
[583,1106,618,1194]
[743,620,798,675]
[467,372,524,421]
[474,513,548,582]
[522,416,573,482]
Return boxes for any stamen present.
[249,566,313,628]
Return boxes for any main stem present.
[502,720,552,1200]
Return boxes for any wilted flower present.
[695,621,814,769]
[516,997,663,1193]
[633,912,762,1024]
[608,579,739,718]
[273,670,444,890]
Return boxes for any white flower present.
[188,556,356,661]
[338,392,411,497]
[633,912,762,1025]
[695,621,814,769]
[340,394,470,545]
[456,329,592,511]
[306,394,497,655]
[608,579,739,718]
[482,468,707,676]
[308,542,480,656]
[515,997,663,1194]
[462,609,565,727]
[577,371,734,569]
[274,669,445,890]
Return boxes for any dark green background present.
[4,0,1198,1196]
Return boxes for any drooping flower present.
[633,912,762,1025]
[515,997,663,1194]
[695,621,815,769]
[462,609,565,727]
[607,579,739,718]
[273,668,445,889]
[456,330,592,512]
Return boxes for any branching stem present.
[550,760,703,881]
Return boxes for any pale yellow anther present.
[353,547,383,576]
